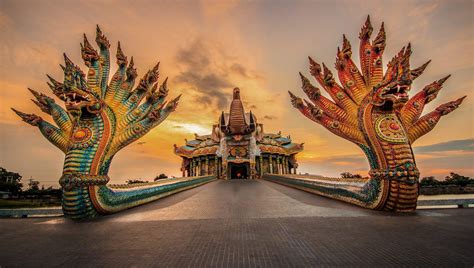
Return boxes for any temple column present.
[281,156,284,174]
[196,158,200,176]
[279,156,282,174]
[276,156,281,174]
[284,156,288,174]
[194,158,197,176]
[195,159,198,176]
[205,157,209,176]
[282,156,286,174]
[202,157,206,176]
[214,156,218,176]
[189,159,193,176]
[269,155,274,174]
[182,159,186,177]
[282,156,285,174]
[190,159,194,176]
[287,157,290,174]
[259,156,263,177]
[280,156,284,174]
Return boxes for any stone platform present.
[1,179,473,266]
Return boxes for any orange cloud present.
[0,0,472,187]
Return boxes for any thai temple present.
[174,88,304,179]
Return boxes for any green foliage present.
[444,172,473,187]
[0,167,23,194]
[420,176,440,186]
[0,199,61,208]
[28,179,40,191]
[154,174,168,181]
[420,173,474,187]
[126,179,149,184]
[341,172,362,179]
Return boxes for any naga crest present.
[10,26,189,220]
[286,16,466,212]
[289,16,466,148]
[12,26,181,156]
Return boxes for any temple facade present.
[174,88,304,179]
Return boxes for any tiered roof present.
[174,88,303,158]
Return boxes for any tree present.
[341,172,362,179]
[443,172,473,187]
[420,176,440,186]
[0,167,23,194]
[126,179,148,184]
[154,174,168,181]
[28,179,40,191]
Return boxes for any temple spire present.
[227,87,248,135]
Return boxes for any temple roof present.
[220,88,255,135]
[174,88,303,158]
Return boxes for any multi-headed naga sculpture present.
[12,27,214,220]
[288,16,465,211]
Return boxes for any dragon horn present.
[95,25,110,48]
[31,99,50,114]
[342,34,352,57]
[172,94,182,103]
[116,41,128,66]
[83,34,94,50]
[436,96,467,115]
[11,108,27,117]
[63,53,74,68]
[359,15,373,40]
[373,22,386,52]
[152,61,160,73]
[288,91,305,109]
[411,60,431,80]
[46,75,61,87]
[437,74,451,85]
[11,108,41,126]
[456,95,467,104]
[28,88,41,99]
[159,77,169,96]
[308,56,322,75]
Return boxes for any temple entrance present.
[229,163,249,179]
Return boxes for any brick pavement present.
[1,179,473,267]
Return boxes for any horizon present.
[1,0,473,187]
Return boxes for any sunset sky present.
[0,0,473,187]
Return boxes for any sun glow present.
[174,123,210,136]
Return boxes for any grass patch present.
[0,199,61,209]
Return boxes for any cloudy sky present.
[0,0,473,186]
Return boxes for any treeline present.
[126,174,169,184]
[420,172,473,187]
[340,170,473,187]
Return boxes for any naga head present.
[53,54,102,119]
[371,45,413,110]
[288,16,466,212]
[12,26,181,177]
[289,15,466,166]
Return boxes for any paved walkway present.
[1,179,473,267]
